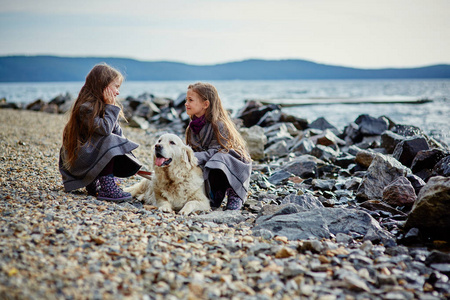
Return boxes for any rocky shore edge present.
[1,92,450,299]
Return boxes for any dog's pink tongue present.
[155,157,167,167]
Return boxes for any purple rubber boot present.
[97,175,132,202]
[226,188,243,210]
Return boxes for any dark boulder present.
[343,122,362,144]
[134,101,161,120]
[354,114,389,136]
[280,114,309,130]
[281,155,324,179]
[381,131,406,154]
[393,136,430,168]
[333,154,355,169]
[236,101,281,127]
[124,96,144,110]
[309,117,339,135]
[406,174,426,195]
[26,99,46,111]
[48,92,72,106]
[411,149,448,181]
[432,156,450,178]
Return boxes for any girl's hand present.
[103,88,116,105]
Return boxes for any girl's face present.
[185,89,209,118]
[103,77,121,104]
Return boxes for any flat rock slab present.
[253,207,395,246]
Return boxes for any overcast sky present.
[0,0,449,68]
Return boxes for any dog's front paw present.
[179,201,206,216]
[158,202,174,213]
[123,186,133,194]
[178,206,194,216]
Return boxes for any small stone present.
[275,247,296,258]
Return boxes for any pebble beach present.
[1,109,449,300]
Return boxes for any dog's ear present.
[183,145,198,168]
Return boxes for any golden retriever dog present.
[124,133,210,215]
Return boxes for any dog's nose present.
[155,144,162,151]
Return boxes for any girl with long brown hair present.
[59,63,141,202]
[185,82,252,210]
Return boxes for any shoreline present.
[1,109,450,299]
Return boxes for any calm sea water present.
[1,79,449,145]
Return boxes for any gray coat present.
[187,121,252,202]
[59,103,141,192]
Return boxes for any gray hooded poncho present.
[186,121,252,202]
[59,103,141,192]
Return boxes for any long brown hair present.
[185,82,250,161]
[62,63,124,169]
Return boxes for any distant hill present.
[1,55,450,82]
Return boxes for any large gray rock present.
[404,176,450,239]
[253,207,395,245]
[240,125,267,161]
[356,153,410,201]
[253,209,330,240]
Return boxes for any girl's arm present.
[93,105,121,136]
[194,149,218,166]
[81,104,120,136]
[112,121,123,137]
